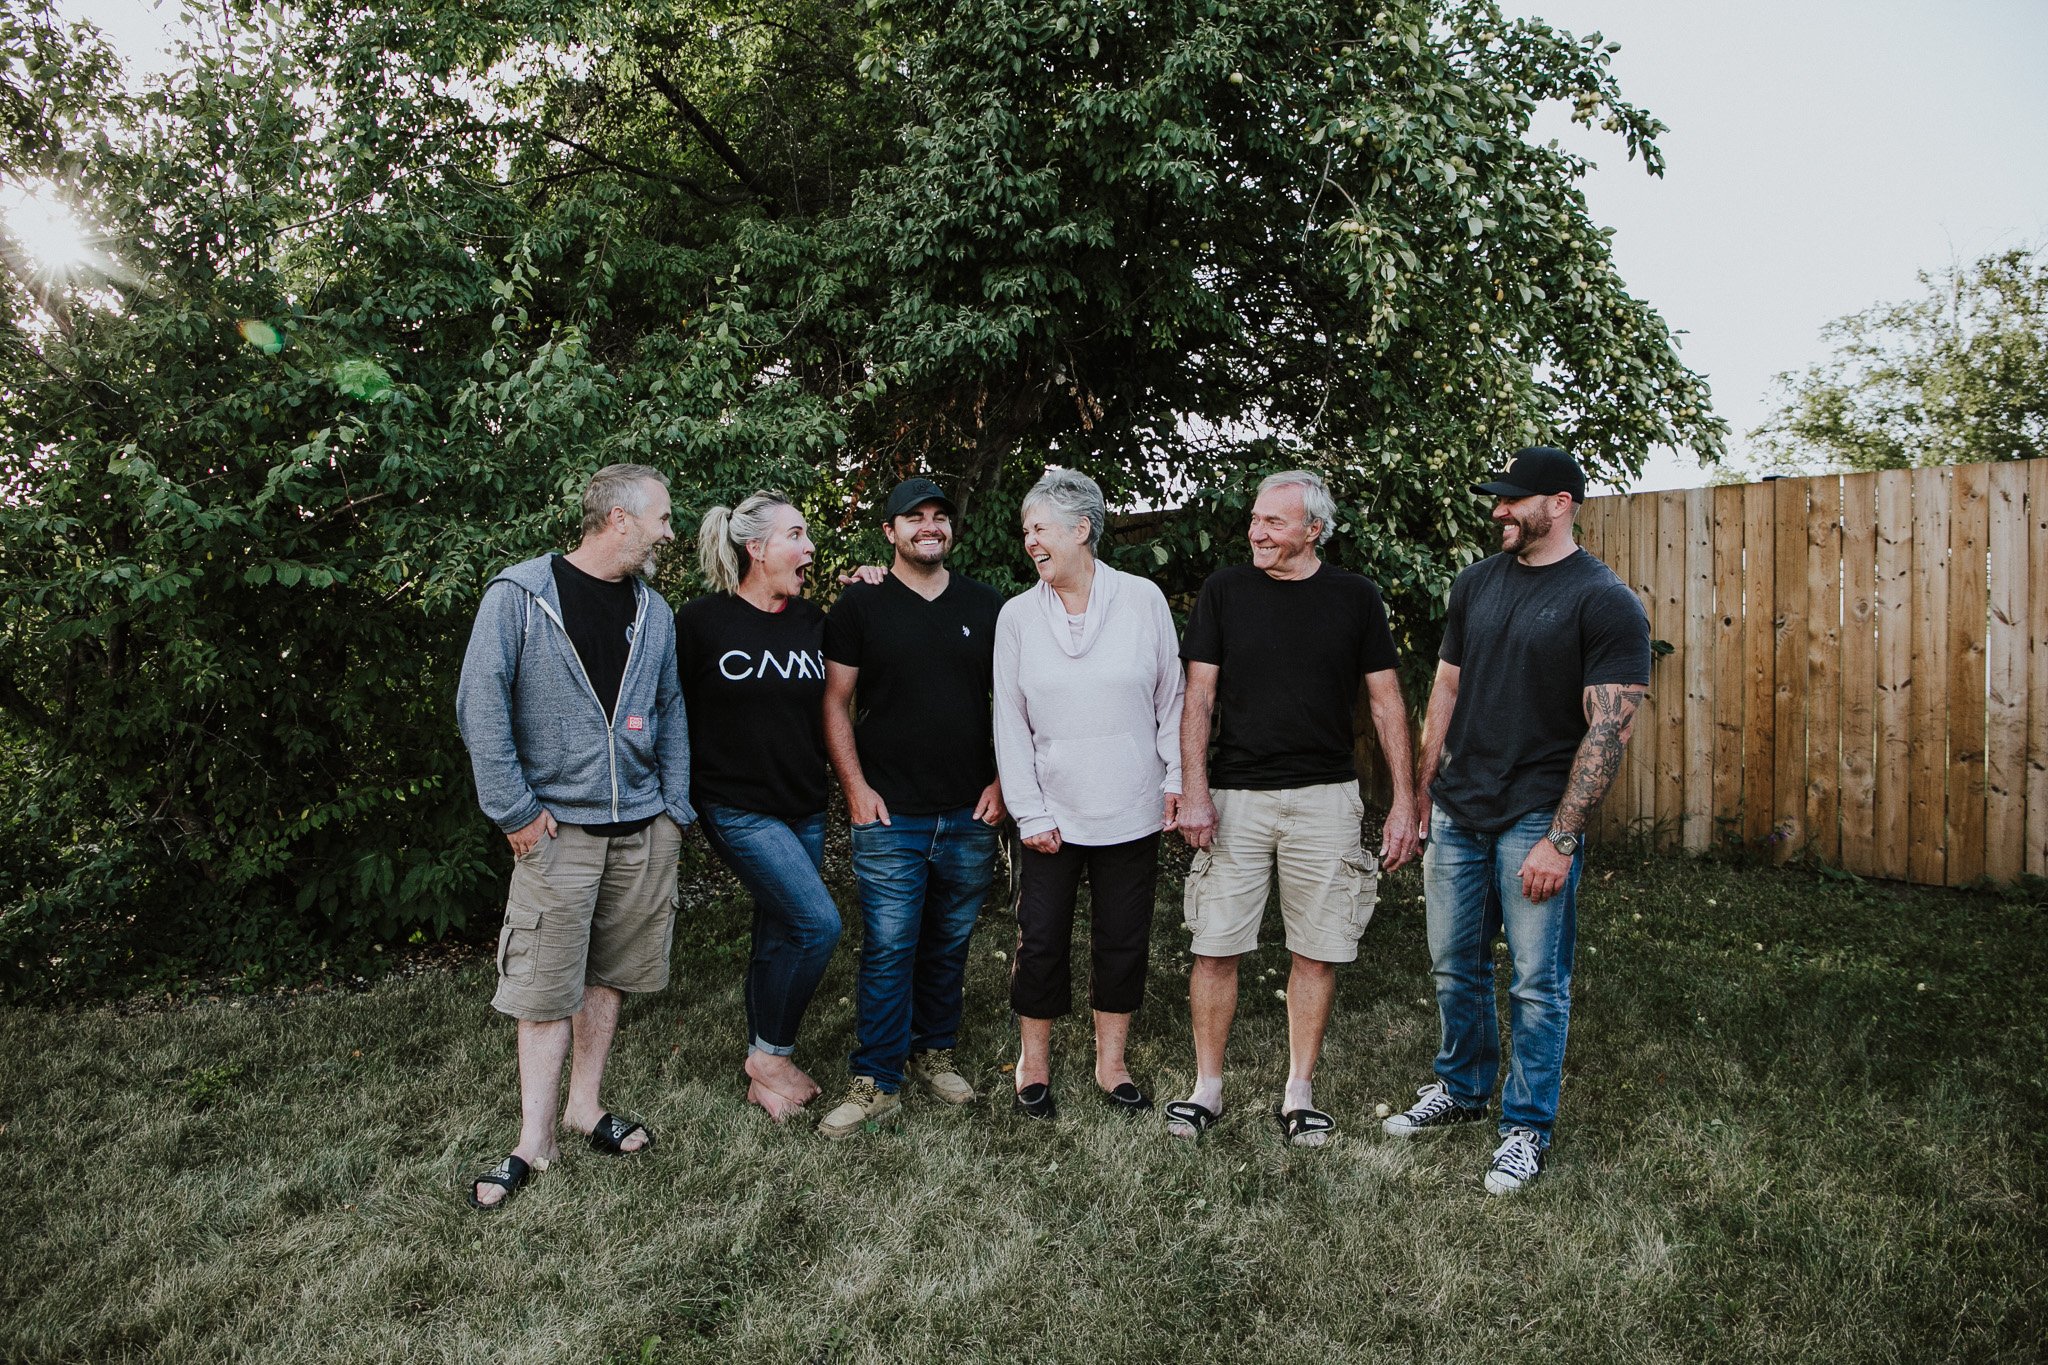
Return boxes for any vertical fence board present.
[1683,489,1714,852]
[1580,498,1616,843]
[1839,473,1879,875]
[1743,482,1777,847]
[1909,466,1952,885]
[1711,485,1747,852]
[1601,497,1636,842]
[1655,492,1687,848]
[2030,461,2048,878]
[1945,463,1990,884]
[1985,463,2029,884]
[1630,494,1660,841]
[1805,477,1843,864]
[1874,470,1915,881]
[1772,478,1809,861]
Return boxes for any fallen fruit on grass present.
[1375,1102,1392,1118]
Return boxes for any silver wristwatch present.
[1546,829,1581,857]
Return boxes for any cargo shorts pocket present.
[1341,852,1381,934]
[1182,850,1213,934]
[498,904,542,980]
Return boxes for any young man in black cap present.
[1382,445,1649,1194]
[815,477,1006,1138]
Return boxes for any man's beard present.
[1502,507,1553,554]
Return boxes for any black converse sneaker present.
[1381,1081,1488,1138]
[1483,1126,1547,1195]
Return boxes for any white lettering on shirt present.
[719,649,824,682]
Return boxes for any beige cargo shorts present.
[490,816,683,1021]
[1182,782,1379,963]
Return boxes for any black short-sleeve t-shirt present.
[674,592,829,820]
[1430,547,1650,832]
[1181,563,1402,790]
[823,572,1002,815]
[551,555,656,837]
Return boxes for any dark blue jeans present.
[697,805,841,1056]
[847,809,999,1092]
[1422,806,1583,1145]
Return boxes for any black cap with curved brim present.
[881,476,959,522]
[1471,445,1586,503]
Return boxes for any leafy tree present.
[0,0,1720,998]
[1753,244,2046,473]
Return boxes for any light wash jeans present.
[697,805,840,1056]
[1422,805,1583,1145]
[847,808,999,1092]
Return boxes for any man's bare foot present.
[745,1050,820,1105]
[747,1079,808,1122]
[472,1144,557,1209]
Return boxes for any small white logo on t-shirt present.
[961,625,971,637]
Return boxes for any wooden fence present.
[1572,460,2048,886]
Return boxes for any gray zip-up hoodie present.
[456,554,695,834]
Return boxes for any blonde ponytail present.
[696,491,793,592]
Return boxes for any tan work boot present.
[907,1048,978,1105]
[817,1077,901,1140]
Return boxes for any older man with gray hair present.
[455,463,693,1208]
[1167,469,1419,1146]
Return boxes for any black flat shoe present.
[1099,1082,1153,1112]
[1012,1082,1056,1120]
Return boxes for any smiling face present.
[1247,483,1320,578]
[1020,502,1092,587]
[1492,492,1563,559]
[746,502,815,597]
[619,481,675,578]
[884,501,953,570]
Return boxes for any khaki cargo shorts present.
[490,816,684,1021]
[1182,782,1379,963]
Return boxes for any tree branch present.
[536,129,750,206]
[639,66,777,212]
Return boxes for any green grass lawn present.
[2,846,2043,1364]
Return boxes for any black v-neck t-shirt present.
[824,572,1002,814]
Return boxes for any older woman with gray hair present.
[992,468,1185,1119]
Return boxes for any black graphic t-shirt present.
[824,572,1002,814]
[1181,563,1401,789]
[674,592,829,819]
[1430,548,1650,832]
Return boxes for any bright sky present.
[53,1,2048,492]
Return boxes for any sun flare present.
[2,182,94,276]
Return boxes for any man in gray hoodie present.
[455,464,695,1209]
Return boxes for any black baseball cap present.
[1471,446,1586,503]
[881,476,958,521]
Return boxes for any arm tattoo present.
[1551,683,1646,836]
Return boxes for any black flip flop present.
[467,1154,531,1210]
[1012,1083,1056,1120]
[1100,1082,1154,1113]
[1163,1100,1220,1139]
[1276,1106,1336,1146]
[586,1112,652,1156]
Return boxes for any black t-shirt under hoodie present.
[551,554,653,837]
[674,591,830,820]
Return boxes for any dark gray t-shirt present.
[1431,548,1649,833]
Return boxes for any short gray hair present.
[1257,469,1337,545]
[581,463,669,537]
[1021,467,1107,552]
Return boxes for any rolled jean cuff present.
[750,1038,795,1058]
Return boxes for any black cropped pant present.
[1009,832,1160,1018]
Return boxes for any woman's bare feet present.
[747,1079,808,1122]
[745,1050,820,1106]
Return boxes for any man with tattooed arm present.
[1380,446,1649,1195]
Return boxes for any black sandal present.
[1276,1106,1336,1146]
[586,1112,652,1156]
[1163,1100,1220,1139]
[1099,1082,1153,1113]
[1012,1083,1056,1120]
[467,1155,531,1210]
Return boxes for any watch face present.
[1550,832,1580,855]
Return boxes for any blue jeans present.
[1422,806,1583,1145]
[848,809,999,1091]
[697,805,841,1056]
